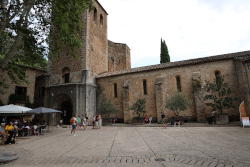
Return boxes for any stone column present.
[192,72,205,122]
[155,77,164,123]
[123,79,131,123]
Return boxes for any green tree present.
[0,0,94,88]
[204,74,237,114]
[96,97,117,118]
[129,98,146,118]
[160,38,170,63]
[165,90,190,116]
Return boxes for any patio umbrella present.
[26,107,62,132]
[25,107,62,114]
[0,104,32,114]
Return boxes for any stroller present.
[5,130,16,144]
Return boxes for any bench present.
[242,117,250,128]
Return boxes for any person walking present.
[82,116,87,130]
[70,115,77,136]
[161,112,166,129]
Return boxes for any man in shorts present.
[71,115,77,136]
[161,112,166,129]
[0,123,9,146]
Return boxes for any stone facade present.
[45,0,130,124]
[0,67,46,106]
[108,40,131,72]
[97,52,250,123]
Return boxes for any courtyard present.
[1,125,250,167]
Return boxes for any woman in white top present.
[82,117,87,130]
[98,114,102,129]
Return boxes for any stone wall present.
[86,0,108,82]
[108,40,131,72]
[97,59,241,123]
[0,68,46,105]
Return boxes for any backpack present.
[70,117,74,124]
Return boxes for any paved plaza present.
[0,124,250,167]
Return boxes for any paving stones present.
[1,126,250,167]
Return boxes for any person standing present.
[92,115,96,129]
[85,114,88,130]
[0,123,9,146]
[95,114,99,130]
[212,110,216,124]
[82,116,87,130]
[70,115,77,136]
[145,115,149,124]
[98,114,102,129]
[77,115,81,131]
[149,115,153,124]
[161,112,166,129]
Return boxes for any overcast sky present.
[98,0,250,68]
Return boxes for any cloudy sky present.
[98,0,250,68]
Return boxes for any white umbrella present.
[0,104,32,114]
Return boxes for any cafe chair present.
[22,128,30,136]
[41,125,46,134]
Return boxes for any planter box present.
[132,117,145,125]
[216,115,229,124]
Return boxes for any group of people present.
[161,112,181,128]
[70,114,102,136]
[144,115,153,124]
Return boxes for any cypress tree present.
[160,38,170,63]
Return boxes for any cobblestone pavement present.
[1,125,250,167]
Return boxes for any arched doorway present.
[61,101,72,124]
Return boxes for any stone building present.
[0,66,46,107]
[45,0,250,124]
[97,51,250,123]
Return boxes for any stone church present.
[45,0,250,124]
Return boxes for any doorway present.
[61,101,72,124]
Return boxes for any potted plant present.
[204,74,237,124]
[165,90,190,125]
[129,98,146,124]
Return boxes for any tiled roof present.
[97,50,250,78]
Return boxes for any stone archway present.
[53,94,73,125]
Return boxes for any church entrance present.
[61,101,72,125]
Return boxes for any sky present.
[98,0,250,68]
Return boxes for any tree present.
[204,74,237,114]
[0,0,94,87]
[96,97,117,118]
[129,98,146,118]
[165,90,189,116]
[160,38,170,63]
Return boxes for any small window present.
[94,8,97,22]
[143,80,147,95]
[176,76,181,92]
[62,67,70,84]
[100,14,103,25]
[215,71,220,85]
[114,83,117,97]
[15,86,27,95]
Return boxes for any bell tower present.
[45,0,108,124]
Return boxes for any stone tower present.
[45,0,108,124]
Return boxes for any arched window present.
[176,76,181,92]
[94,8,97,22]
[114,83,117,97]
[100,14,103,25]
[62,67,70,83]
